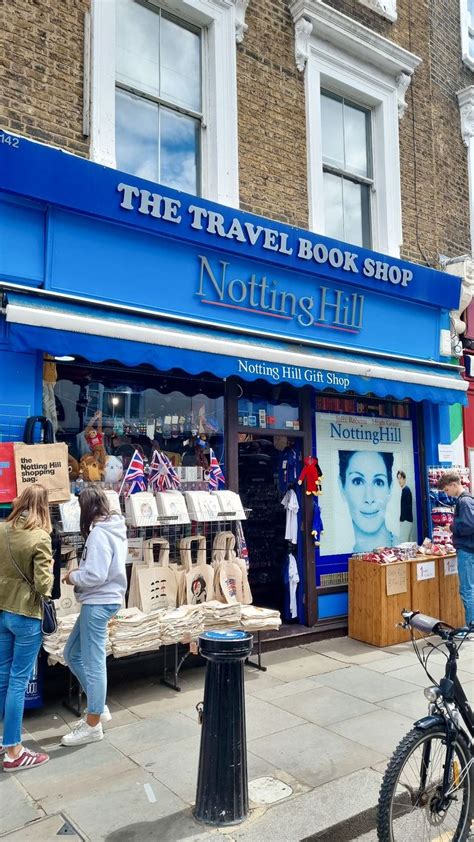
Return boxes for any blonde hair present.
[7,485,52,533]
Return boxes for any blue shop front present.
[0,134,467,630]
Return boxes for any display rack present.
[427,466,470,547]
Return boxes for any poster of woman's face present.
[315,413,417,558]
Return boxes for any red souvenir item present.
[298,456,323,495]
[0,442,16,503]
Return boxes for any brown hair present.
[7,485,52,533]
[79,486,112,538]
[437,471,461,490]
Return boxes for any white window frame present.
[460,0,474,72]
[88,0,240,208]
[290,1,421,257]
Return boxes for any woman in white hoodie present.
[62,487,127,747]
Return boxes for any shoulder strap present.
[4,528,35,593]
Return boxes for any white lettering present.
[162,196,181,224]
[188,205,208,230]
[297,237,313,260]
[117,182,140,210]
[262,228,280,251]
[279,232,293,255]
[138,189,163,218]
[225,217,247,243]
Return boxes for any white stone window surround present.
[458,86,474,254]
[290,0,421,257]
[460,0,474,73]
[89,0,242,208]
[356,0,397,23]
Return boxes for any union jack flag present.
[119,449,147,496]
[148,450,181,491]
[208,448,225,490]
[236,521,249,570]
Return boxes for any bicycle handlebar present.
[401,610,456,637]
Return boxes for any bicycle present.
[377,610,474,841]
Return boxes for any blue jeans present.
[64,604,119,715]
[457,549,474,626]
[0,610,42,747]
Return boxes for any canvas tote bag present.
[128,538,178,612]
[212,531,252,604]
[178,535,214,605]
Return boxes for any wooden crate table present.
[348,556,411,647]
[349,554,446,648]
[437,555,464,629]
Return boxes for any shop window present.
[291,1,421,256]
[321,91,373,249]
[238,397,300,431]
[54,367,224,480]
[87,0,239,207]
[461,0,474,71]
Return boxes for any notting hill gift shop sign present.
[0,133,461,362]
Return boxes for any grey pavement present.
[0,636,472,841]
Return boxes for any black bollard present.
[194,629,253,826]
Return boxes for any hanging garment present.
[311,501,324,546]
[281,489,299,544]
[280,447,299,488]
[288,553,299,619]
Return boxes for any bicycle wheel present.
[377,726,473,842]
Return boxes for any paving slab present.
[327,708,415,756]
[386,662,474,688]
[269,685,378,727]
[315,665,419,702]
[249,677,322,702]
[0,776,44,835]
[100,807,221,841]
[12,740,137,802]
[41,769,187,840]
[377,688,429,720]
[248,722,385,788]
[361,653,421,674]
[303,637,396,665]
[105,711,199,754]
[131,734,279,804]
[0,814,86,841]
[232,768,383,842]
[266,653,347,682]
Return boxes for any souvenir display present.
[211,490,246,520]
[155,490,190,524]
[298,455,323,495]
[108,608,163,658]
[126,491,159,527]
[59,495,81,534]
[103,489,122,514]
[178,535,214,605]
[184,491,220,521]
[128,539,178,611]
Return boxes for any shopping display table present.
[348,553,462,647]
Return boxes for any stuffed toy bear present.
[298,456,323,495]
[84,411,107,478]
[79,454,102,482]
[68,454,80,481]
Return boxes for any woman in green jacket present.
[0,485,53,772]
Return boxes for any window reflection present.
[115,0,202,194]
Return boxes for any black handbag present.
[5,530,58,636]
[23,415,55,445]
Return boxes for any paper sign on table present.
[386,563,407,596]
[417,561,436,581]
[444,557,458,576]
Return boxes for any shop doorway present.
[238,434,302,615]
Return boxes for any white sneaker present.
[61,721,104,747]
[82,704,112,723]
